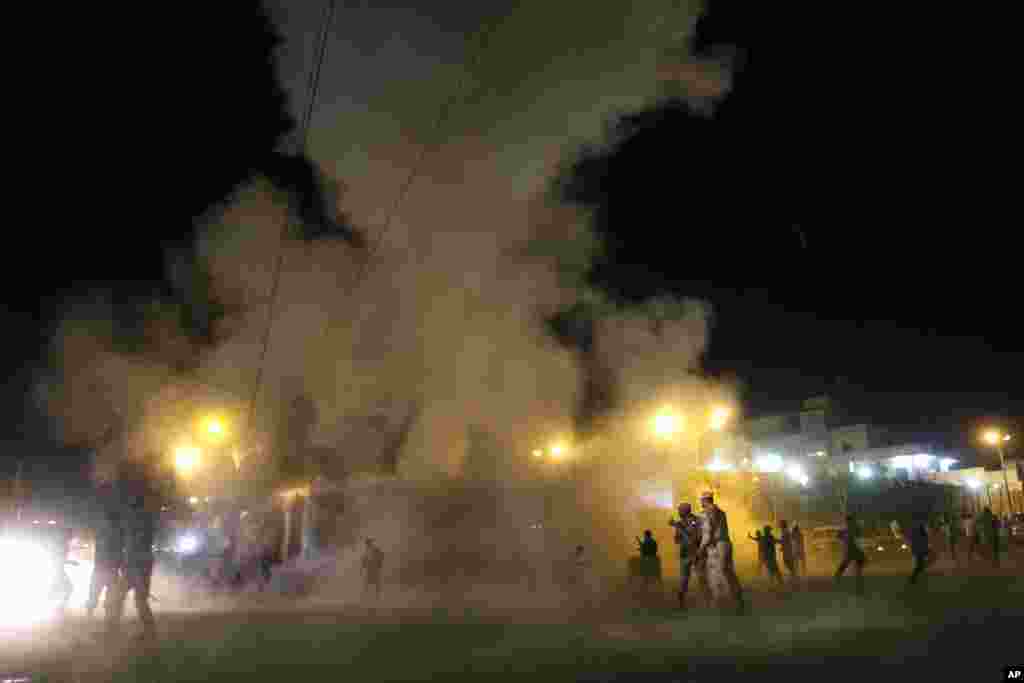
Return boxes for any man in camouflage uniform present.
[86,480,123,622]
[697,492,746,614]
[670,503,711,609]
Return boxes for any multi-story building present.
[740,396,959,483]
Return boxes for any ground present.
[3,548,1021,682]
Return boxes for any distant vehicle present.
[807,526,843,554]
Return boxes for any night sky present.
[2,1,1018,490]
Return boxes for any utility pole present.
[996,442,1017,515]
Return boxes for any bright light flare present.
[175,533,201,555]
[188,496,200,505]
[983,430,1001,446]
[549,443,567,461]
[532,449,543,458]
[966,479,981,490]
[857,466,873,480]
[174,445,201,478]
[652,409,681,439]
[709,405,731,431]
[754,453,784,473]
[202,416,228,442]
[0,537,59,627]
[706,457,734,472]
[786,464,808,486]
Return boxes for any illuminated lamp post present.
[982,430,1016,515]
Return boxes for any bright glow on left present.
[939,457,957,472]
[857,466,873,480]
[0,537,59,627]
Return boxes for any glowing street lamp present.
[549,443,567,461]
[709,405,731,432]
[981,429,1017,514]
[174,445,202,478]
[652,409,682,440]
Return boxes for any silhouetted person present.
[941,515,959,564]
[963,512,980,564]
[751,526,783,585]
[792,523,807,574]
[636,530,661,591]
[908,521,930,586]
[834,513,866,595]
[747,529,765,575]
[779,520,798,580]
[86,480,123,622]
[110,482,157,641]
[362,538,383,601]
[984,507,1001,567]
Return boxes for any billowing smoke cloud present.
[36,0,764,603]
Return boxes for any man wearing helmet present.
[697,492,746,614]
[670,502,711,609]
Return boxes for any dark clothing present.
[86,564,119,613]
[363,545,383,599]
[757,534,783,584]
[111,502,157,638]
[639,536,658,558]
[673,517,701,559]
[990,518,1002,567]
[835,521,866,594]
[910,525,929,556]
[780,529,797,576]
[909,552,929,584]
[908,525,930,585]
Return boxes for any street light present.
[174,445,202,479]
[652,409,682,440]
[981,429,1017,514]
[709,405,731,432]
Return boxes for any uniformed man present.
[110,476,157,641]
[86,480,123,621]
[362,538,383,601]
[834,513,866,595]
[670,503,711,609]
[779,520,798,581]
[697,492,746,613]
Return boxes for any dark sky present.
[2,1,1017,488]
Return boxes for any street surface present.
[3,548,1021,682]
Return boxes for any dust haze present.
[34,1,769,607]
